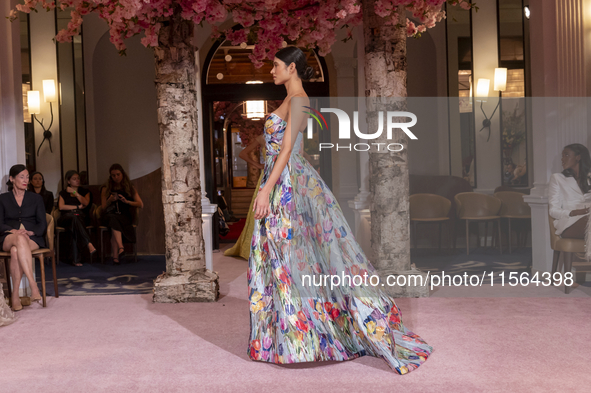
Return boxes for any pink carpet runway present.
[2,247,591,392]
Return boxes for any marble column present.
[195,50,217,272]
[0,1,28,296]
[347,25,373,260]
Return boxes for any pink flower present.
[336,10,347,19]
[406,19,418,36]
[459,1,472,10]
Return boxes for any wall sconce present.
[27,79,57,156]
[244,100,266,121]
[476,68,507,142]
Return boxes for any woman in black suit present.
[28,171,55,214]
[0,165,46,311]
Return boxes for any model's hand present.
[570,208,589,216]
[26,230,34,237]
[254,163,265,170]
[253,189,271,220]
[118,195,129,204]
[66,187,75,194]
[107,194,117,203]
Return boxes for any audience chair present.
[0,213,58,307]
[494,191,532,254]
[454,192,502,255]
[548,212,586,294]
[409,193,452,250]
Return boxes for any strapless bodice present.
[264,112,303,159]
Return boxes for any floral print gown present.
[247,112,433,375]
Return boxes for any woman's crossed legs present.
[2,233,40,310]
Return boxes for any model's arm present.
[253,96,309,219]
[259,96,309,195]
[239,135,265,169]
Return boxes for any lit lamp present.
[244,100,266,121]
[27,79,56,156]
[477,68,507,142]
[27,91,41,115]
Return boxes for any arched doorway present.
[201,40,331,249]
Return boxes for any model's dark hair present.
[6,164,27,191]
[105,163,132,196]
[275,46,315,81]
[64,170,79,187]
[562,143,591,193]
[28,171,47,194]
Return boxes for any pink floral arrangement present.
[9,1,476,66]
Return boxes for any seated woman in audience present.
[58,170,96,266]
[548,143,591,241]
[0,164,46,311]
[28,171,54,214]
[100,164,143,265]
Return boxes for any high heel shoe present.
[31,294,42,303]
[113,247,125,265]
[12,302,23,311]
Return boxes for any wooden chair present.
[409,193,452,250]
[455,192,502,255]
[53,204,98,264]
[548,212,585,294]
[0,213,58,307]
[494,191,532,254]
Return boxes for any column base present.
[377,268,430,298]
[153,269,219,303]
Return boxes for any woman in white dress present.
[548,143,591,239]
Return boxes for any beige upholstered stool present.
[409,193,451,250]
[495,191,531,253]
[455,192,502,255]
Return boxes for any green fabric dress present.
[224,147,265,260]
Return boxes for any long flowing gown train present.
[224,148,266,261]
[247,112,433,374]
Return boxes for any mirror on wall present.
[56,9,88,184]
[498,0,527,187]
[446,4,476,187]
[20,13,36,172]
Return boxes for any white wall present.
[89,29,161,183]
[407,22,449,176]
[472,1,502,193]
[0,0,26,192]
[29,10,62,195]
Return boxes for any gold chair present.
[494,191,531,254]
[409,193,452,250]
[0,213,58,307]
[53,204,98,264]
[548,212,585,294]
[454,192,502,255]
